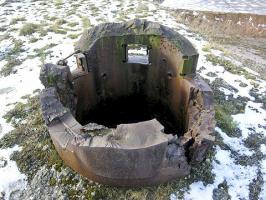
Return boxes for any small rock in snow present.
[0,156,7,168]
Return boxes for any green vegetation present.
[248,171,264,200]
[29,37,38,43]
[215,105,238,136]
[0,57,22,76]
[0,39,24,77]
[19,23,42,36]
[46,16,58,21]
[39,27,48,37]
[239,82,248,87]
[206,54,256,80]
[210,78,247,114]
[202,45,211,52]
[250,81,259,88]
[67,33,79,39]
[47,24,67,34]
[208,78,245,137]
[66,9,76,16]
[0,94,63,180]
[55,19,67,25]
[30,43,57,64]
[68,22,79,27]
[10,17,26,25]
[49,177,57,186]
[55,0,63,8]
[262,95,266,110]
[202,43,229,55]
[21,23,45,36]
[46,73,57,86]
[8,39,24,55]
[81,16,91,29]
[89,4,100,14]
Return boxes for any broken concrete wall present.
[40,63,76,114]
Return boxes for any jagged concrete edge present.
[75,19,198,57]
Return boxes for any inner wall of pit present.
[72,35,192,136]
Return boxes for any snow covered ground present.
[162,0,266,15]
[170,30,266,199]
[0,0,265,199]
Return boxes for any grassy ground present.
[0,0,265,199]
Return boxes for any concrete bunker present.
[40,19,215,186]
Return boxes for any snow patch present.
[0,146,27,199]
[232,101,266,139]
[215,127,254,156]
[179,147,257,200]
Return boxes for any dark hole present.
[101,72,107,79]
[78,95,184,136]
[182,55,189,60]
[184,137,195,162]
[167,72,173,79]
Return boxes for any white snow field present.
[162,0,266,15]
[0,0,265,199]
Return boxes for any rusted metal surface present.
[39,19,215,186]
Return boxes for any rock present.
[9,190,22,200]
[0,156,7,168]
[206,72,217,77]
[81,123,107,132]
[0,191,5,200]
[213,188,230,200]
[39,87,69,124]
[212,181,231,200]
[12,166,67,200]
[239,82,248,87]
[39,63,76,114]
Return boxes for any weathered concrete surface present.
[40,19,215,186]
[89,119,174,148]
[40,63,76,114]
[76,19,199,75]
[39,87,69,125]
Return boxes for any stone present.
[0,156,7,168]
[0,191,5,200]
[10,166,67,200]
[39,63,76,114]
[40,87,69,124]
